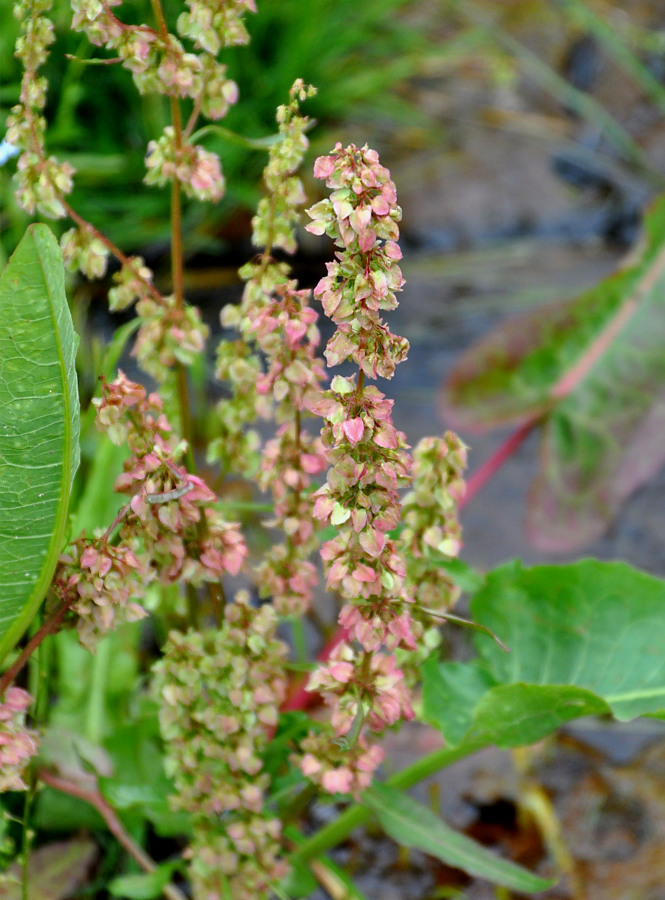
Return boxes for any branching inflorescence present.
[1,3,468,899]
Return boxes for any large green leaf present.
[441,195,665,551]
[423,560,665,749]
[0,224,79,663]
[363,783,554,892]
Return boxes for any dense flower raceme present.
[213,82,328,617]
[294,144,422,791]
[0,688,38,793]
[154,594,288,900]
[88,370,247,591]
[401,433,468,616]
[306,144,408,378]
[213,81,318,476]
[7,0,75,218]
[56,538,151,651]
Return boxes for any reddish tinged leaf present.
[342,416,365,444]
[441,195,665,551]
[0,838,96,900]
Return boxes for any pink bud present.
[301,754,322,776]
[352,563,376,583]
[322,768,354,795]
[358,228,377,253]
[313,155,335,179]
[80,546,99,569]
[342,417,364,444]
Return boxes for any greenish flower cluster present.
[7,0,75,218]
[154,594,289,900]
[402,433,467,614]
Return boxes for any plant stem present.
[38,770,188,900]
[21,777,35,900]
[169,100,185,314]
[290,740,486,863]
[460,417,539,510]
[86,636,111,744]
[281,626,349,711]
[62,201,164,306]
[0,598,72,697]
[291,616,308,665]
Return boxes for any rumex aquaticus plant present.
[5,3,665,900]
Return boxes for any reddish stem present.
[281,627,349,712]
[38,770,187,900]
[459,415,539,510]
[0,599,72,697]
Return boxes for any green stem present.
[86,635,112,744]
[290,615,308,664]
[290,740,486,863]
[21,784,34,900]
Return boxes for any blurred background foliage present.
[0,0,437,262]
[2,0,665,265]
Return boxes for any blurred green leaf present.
[284,827,368,899]
[33,788,106,833]
[108,862,181,899]
[424,560,665,748]
[427,557,485,593]
[443,195,665,551]
[363,783,554,892]
[50,628,140,742]
[421,656,494,746]
[100,711,191,838]
[0,224,80,664]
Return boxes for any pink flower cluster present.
[154,593,288,900]
[300,733,383,797]
[298,145,418,793]
[56,540,150,651]
[251,285,325,416]
[145,128,226,203]
[0,688,38,793]
[93,371,247,590]
[306,144,409,378]
[308,643,414,737]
